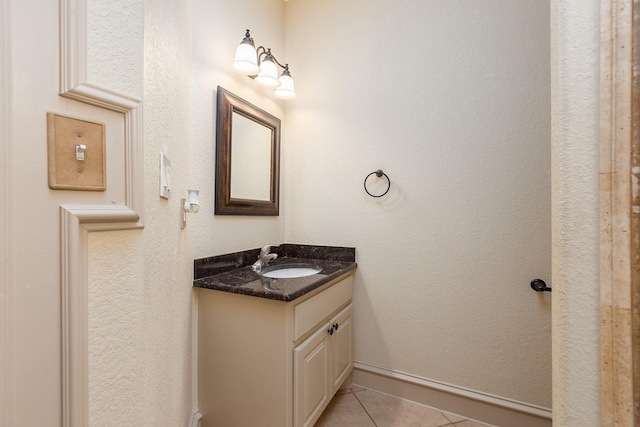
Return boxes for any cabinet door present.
[294,326,331,427]
[330,304,353,394]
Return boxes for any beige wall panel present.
[285,0,552,409]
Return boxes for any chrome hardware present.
[252,245,279,273]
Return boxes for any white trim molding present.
[59,0,144,217]
[58,1,144,426]
[60,206,142,427]
[352,362,552,427]
[190,410,202,427]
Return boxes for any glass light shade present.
[255,59,280,87]
[232,43,260,75]
[274,74,297,100]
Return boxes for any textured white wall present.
[141,0,286,424]
[190,0,286,258]
[4,1,602,424]
[90,0,285,424]
[142,1,200,424]
[88,230,144,426]
[87,0,144,97]
[550,0,601,424]
[284,0,552,408]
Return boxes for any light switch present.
[159,153,172,199]
[47,113,106,191]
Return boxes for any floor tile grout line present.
[350,388,379,427]
[441,410,467,426]
[349,387,470,427]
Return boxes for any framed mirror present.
[215,87,280,215]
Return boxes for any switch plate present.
[47,113,106,191]
[159,153,172,199]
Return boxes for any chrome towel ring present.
[364,169,391,198]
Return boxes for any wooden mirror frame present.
[215,87,280,215]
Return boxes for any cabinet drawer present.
[293,275,353,341]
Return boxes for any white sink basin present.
[261,265,321,279]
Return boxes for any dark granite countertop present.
[193,244,356,302]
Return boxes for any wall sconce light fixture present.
[181,189,200,229]
[232,29,297,100]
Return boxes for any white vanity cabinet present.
[197,273,354,427]
[294,303,353,427]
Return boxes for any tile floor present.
[314,385,493,427]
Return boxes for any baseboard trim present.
[351,362,552,427]
[190,410,202,427]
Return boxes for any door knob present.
[531,279,551,292]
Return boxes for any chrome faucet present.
[252,245,278,272]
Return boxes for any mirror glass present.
[215,87,280,215]
[230,112,272,201]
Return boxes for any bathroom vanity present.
[193,245,356,427]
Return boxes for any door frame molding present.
[599,0,639,424]
[1,0,11,426]
[632,1,640,420]
[58,1,144,426]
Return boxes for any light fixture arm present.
[256,47,288,70]
[252,47,291,81]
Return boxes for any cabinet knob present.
[328,327,334,335]
[333,323,339,331]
